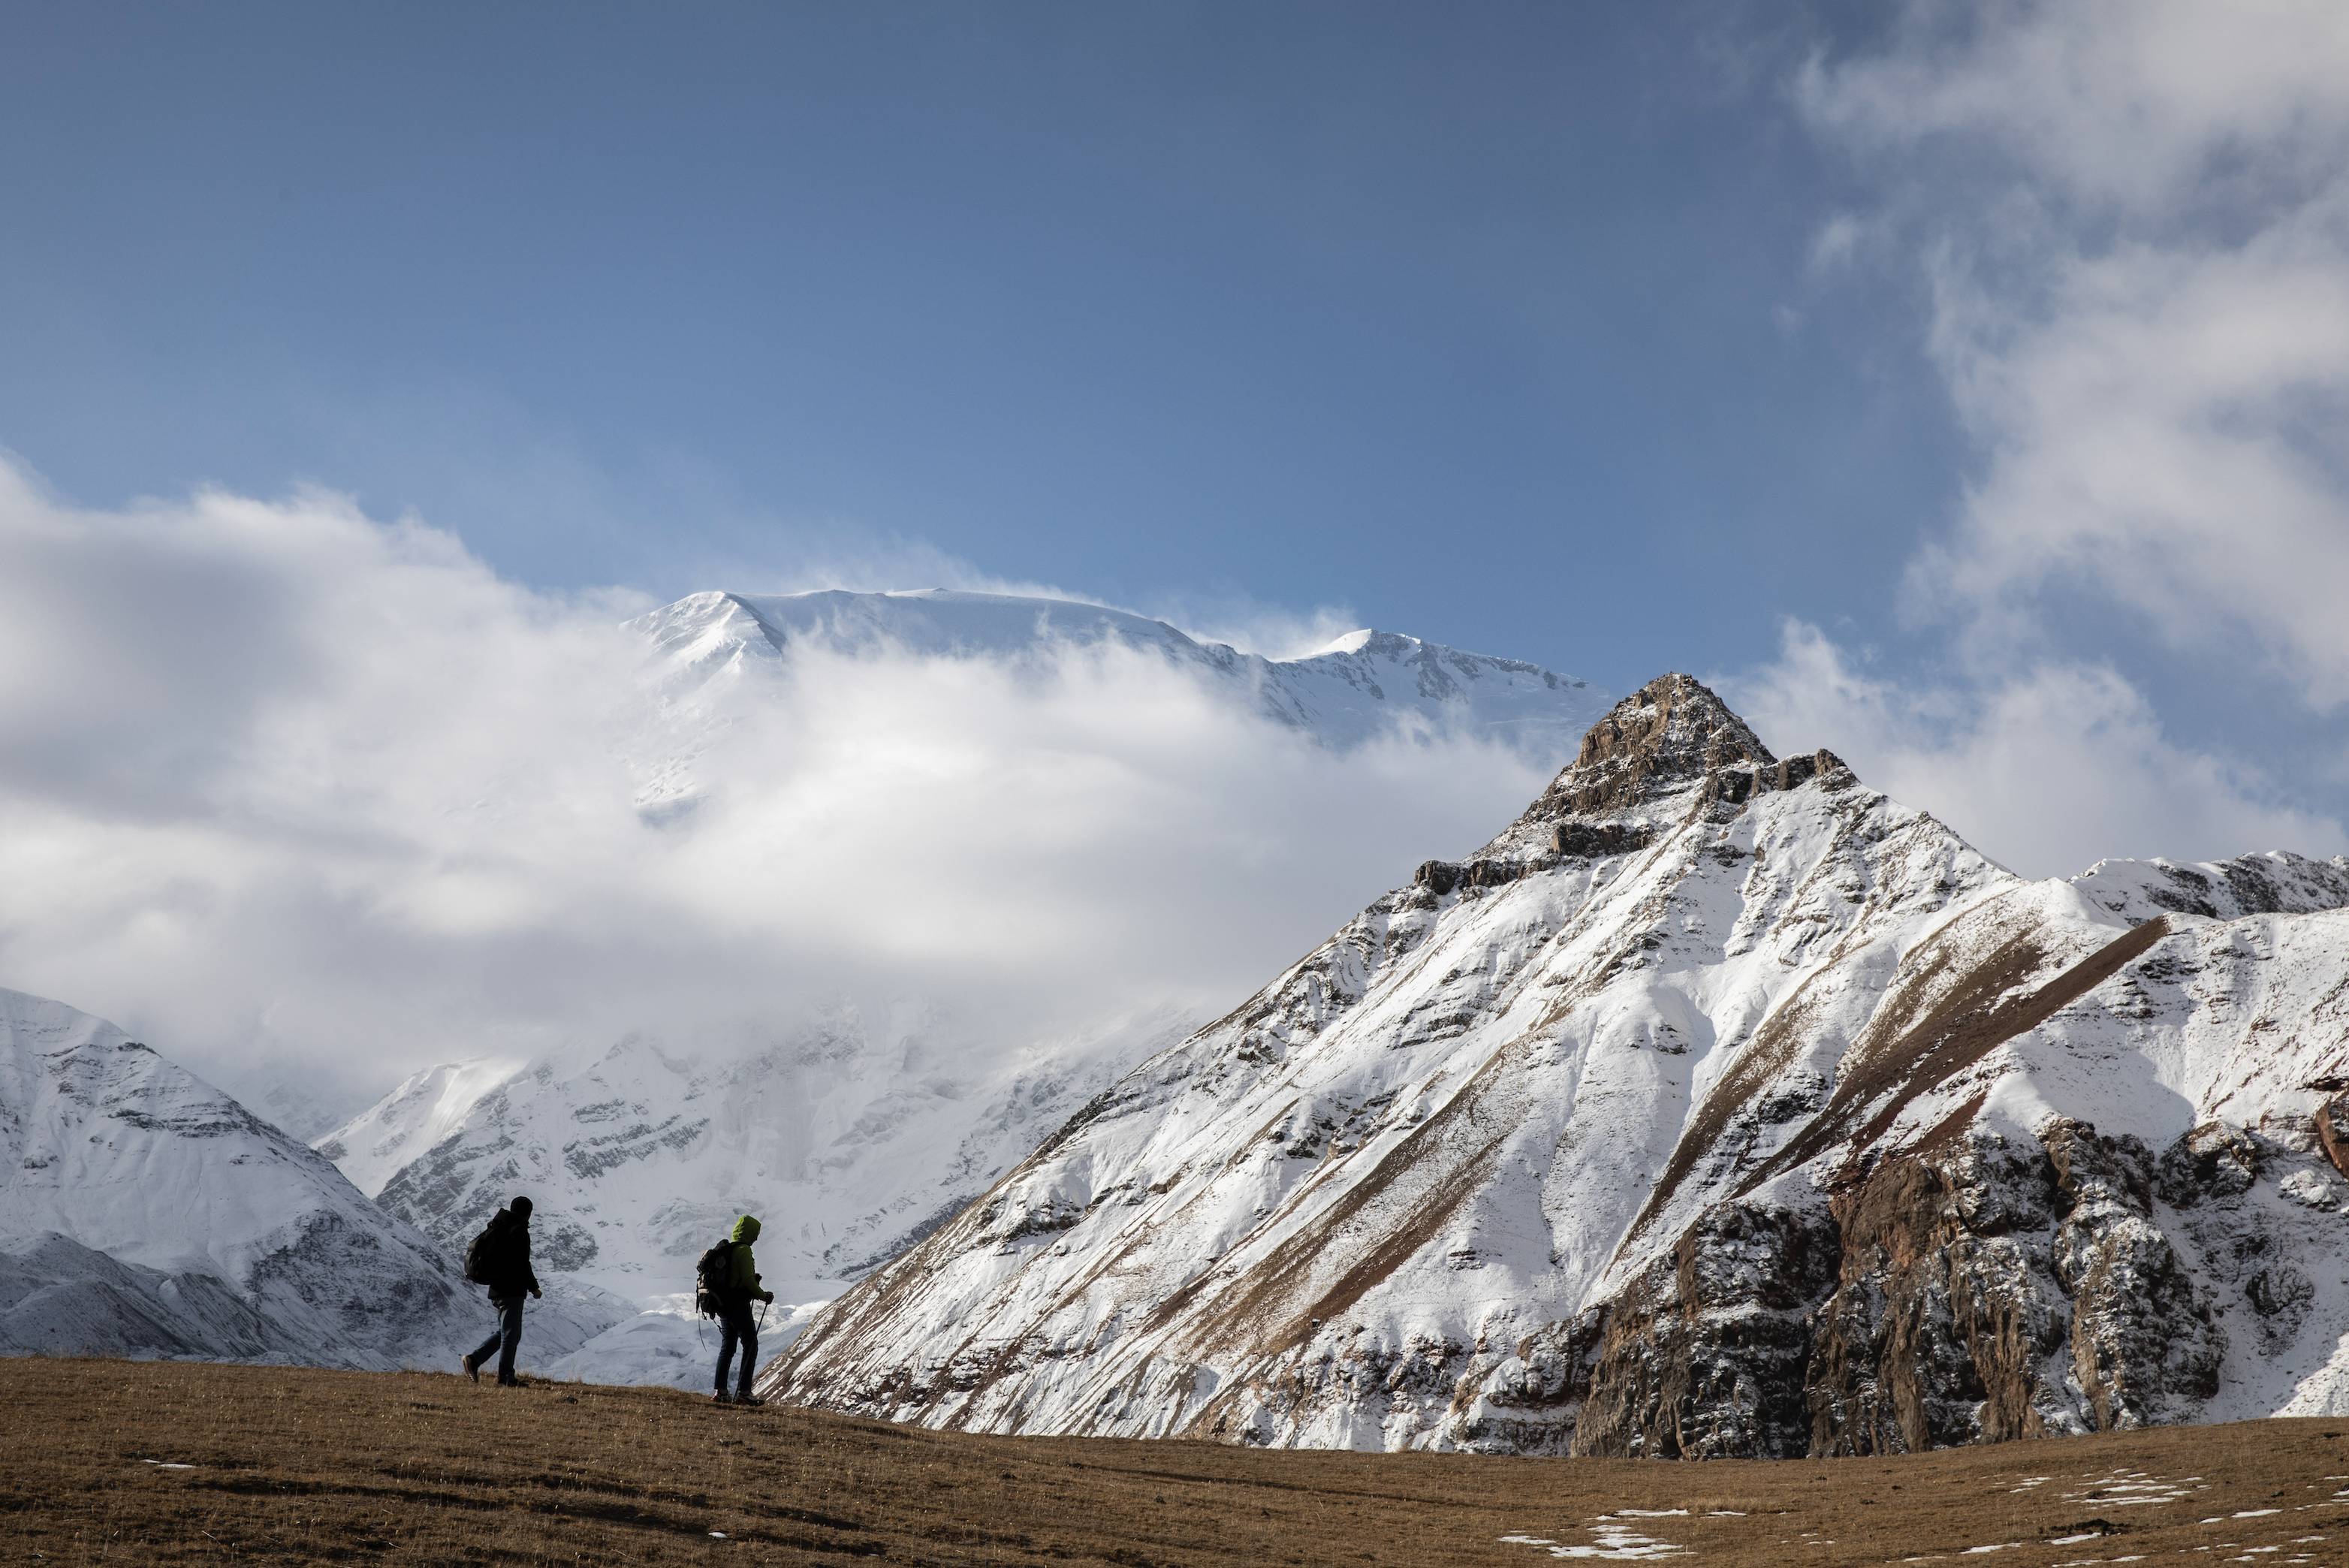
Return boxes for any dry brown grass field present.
[5,1358,2349,1565]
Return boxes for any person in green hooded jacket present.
[713,1214,776,1405]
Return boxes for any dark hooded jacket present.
[475,1205,540,1299]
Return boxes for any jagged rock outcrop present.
[1573,1190,1838,1459]
[766,674,2349,1457]
[1802,1123,2224,1458]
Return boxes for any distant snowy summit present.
[627,589,1609,755]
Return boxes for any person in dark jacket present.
[713,1214,776,1405]
[462,1196,542,1387]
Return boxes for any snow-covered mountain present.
[765,674,2349,1457]
[626,589,1607,810]
[321,1004,1196,1307]
[632,590,1606,750]
[0,987,617,1367]
[316,1058,525,1202]
[313,588,1608,1323]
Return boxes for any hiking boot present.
[712,1389,734,1405]
[498,1376,529,1389]
[462,1353,481,1384]
[734,1392,764,1408]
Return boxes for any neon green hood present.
[731,1215,761,1244]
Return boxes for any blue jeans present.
[716,1298,758,1394]
[470,1294,525,1383]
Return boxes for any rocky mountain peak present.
[767,668,2349,1458]
[1526,672,1779,822]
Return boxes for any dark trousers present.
[716,1298,758,1393]
[471,1293,525,1383]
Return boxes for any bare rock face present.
[1806,1136,2063,1456]
[2312,1093,2349,1181]
[1568,1117,2233,1461]
[1573,1194,1838,1459]
[1805,1123,2225,1459]
[1529,672,1772,822]
[2046,1122,2224,1433]
[767,674,2349,1458]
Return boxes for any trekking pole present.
[757,1299,770,1332]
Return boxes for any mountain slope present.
[328,1006,1196,1306]
[316,1058,525,1202]
[764,674,2349,1457]
[0,987,614,1367]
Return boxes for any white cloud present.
[1799,0,2349,702]
[1727,620,2344,879]
[1910,182,2349,704]
[0,460,1547,1099]
[1806,210,1868,274]
[1763,0,2349,866]
[1797,0,2349,217]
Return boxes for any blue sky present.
[5,2,2347,876]
[5,5,1944,670]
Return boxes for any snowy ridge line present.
[630,587,1610,756]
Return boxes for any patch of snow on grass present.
[1501,1515,1688,1560]
[2061,1469,2193,1508]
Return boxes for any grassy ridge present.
[5,1358,2349,1563]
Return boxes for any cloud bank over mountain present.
[1733,620,2344,881]
[0,459,1556,1098]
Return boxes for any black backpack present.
[694,1238,735,1318]
[463,1217,499,1286]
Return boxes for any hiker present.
[710,1215,776,1405]
[461,1196,542,1387]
